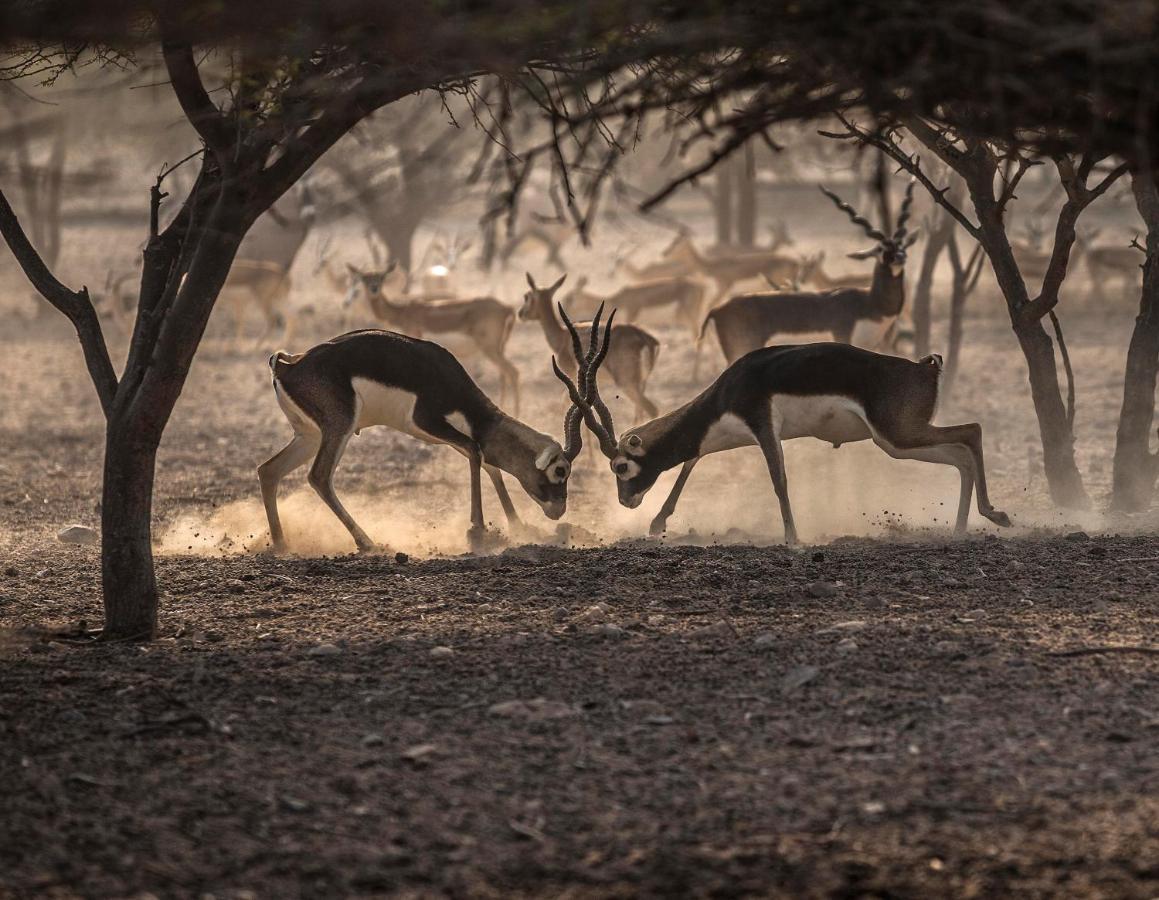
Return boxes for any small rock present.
[360,733,385,747]
[805,581,838,599]
[394,552,409,565]
[306,643,343,658]
[933,640,957,654]
[3,566,18,577]
[1065,530,1090,542]
[57,525,98,546]
[811,551,825,563]
[690,620,734,640]
[575,603,610,624]
[862,595,887,610]
[429,645,454,658]
[488,698,578,720]
[552,606,570,623]
[836,638,858,655]
[817,620,868,634]
[754,632,777,648]
[586,622,624,637]
[964,608,986,620]
[1006,559,1025,571]
[202,630,224,643]
[278,795,312,813]
[781,664,820,692]
[401,743,438,763]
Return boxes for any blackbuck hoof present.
[355,540,384,555]
[467,525,506,555]
[648,517,669,537]
[985,509,1012,528]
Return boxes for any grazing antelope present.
[345,264,520,414]
[258,324,608,554]
[1083,238,1141,300]
[803,250,874,290]
[221,183,317,345]
[664,234,807,304]
[562,274,707,334]
[555,320,1010,543]
[699,180,919,367]
[419,231,472,297]
[521,273,661,420]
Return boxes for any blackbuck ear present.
[346,263,362,277]
[904,230,921,248]
[535,446,558,470]
[625,434,645,456]
[526,272,538,290]
[549,273,568,293]
[847,246,881,260]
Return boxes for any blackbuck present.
[554,324,1011,543]
[700,180,919,366]
[346,264,520,414]
[258,326,606,554]
[563,274,707,334]
[520,273,661,420]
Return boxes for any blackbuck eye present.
[614,462,629,475]
[554,466,566,479]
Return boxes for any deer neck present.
[870,262,905,317]
[534,292,573,360]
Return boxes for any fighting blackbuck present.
[699,180,919,366]
[345,264,521,414]
[554,320,1011,543]
[258,323,609,554]
[520,273,661,420]
[563,274,707,335]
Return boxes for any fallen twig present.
[1048,645,1159,657]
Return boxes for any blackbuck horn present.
[551,304,619,458]
[819,186,888,243]
[556,301,606,461]
[892,177,917,243]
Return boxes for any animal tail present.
[641,331,660,379]
[268,350,303,376]
[697,307,717,350]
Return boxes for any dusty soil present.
[2,255,1158,897]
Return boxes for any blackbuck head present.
[519,272,567,321]
[820,178,919,278]
[549,304,663,509]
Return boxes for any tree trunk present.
[714,162,734,248]
[972,195,1089,509]
[1014,318,1089,507]
[100,424,160,640]
[912,222,951,358]
[1111,167,1159,511]
[942,267,968,399]
[735,145,756,247]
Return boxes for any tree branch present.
[160,40,233,164]
[0,187,116,415]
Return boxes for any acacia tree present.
[824,115,1125,508]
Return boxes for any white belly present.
[699,412,757,454]
[772,394,871,445]
[351,378,435,442]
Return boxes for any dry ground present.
[1,254,1158,897]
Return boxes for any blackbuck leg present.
[868,420,1010,531]
[308,429,377,552]
[411,404,492,541]
[467,449,485,534]
[755,415,799,545]
[258,431,322,551]
[484,465,520,524]
[648,458,700,535]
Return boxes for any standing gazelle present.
[700,180,919,366]
[521,273,661,420]
[555,318,1010,543]
[258,327,606,554]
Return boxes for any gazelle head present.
[519,272,566,321]
[820,178,919,278]
[346,262,399,299]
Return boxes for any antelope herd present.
[250,177,1025,553]
[78,172,1144,551]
